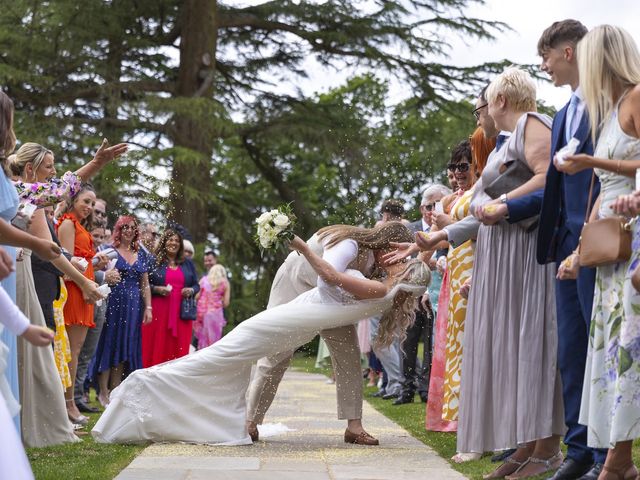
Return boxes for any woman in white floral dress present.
[556,25,640,480]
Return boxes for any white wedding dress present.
[93,270,425,445]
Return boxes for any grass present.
[26,399,144,480]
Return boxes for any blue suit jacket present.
[506,104,599,264]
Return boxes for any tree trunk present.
[170,0,217,242]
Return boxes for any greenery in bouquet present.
[254,204,297,255]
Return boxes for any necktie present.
[495,134,507,151]
[565,94,579,143]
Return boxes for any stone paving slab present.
[115,370,466,480]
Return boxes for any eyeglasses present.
[447,162,471,172]
[472,103,488,120]
[422,203,436,211]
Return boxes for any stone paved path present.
[115,370,465,479]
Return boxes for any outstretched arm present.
[290,236,387,300]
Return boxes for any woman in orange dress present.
[57,184,98,423]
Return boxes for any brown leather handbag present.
[579,172,633,267]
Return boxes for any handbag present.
[180,296,197,321]
[484,159,538,231]
[578,171,633,267]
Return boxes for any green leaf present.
[619,346,633,376]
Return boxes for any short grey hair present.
[421,184,452,205]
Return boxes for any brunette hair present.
[537,19,588,55]
[58,183,96,229]
[111,216,140,251]
[0,91,17,172]
[317,222,413,251]
[154,227,185,266]
[469,127,496,176]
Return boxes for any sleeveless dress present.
[88,249,151,381]
[456,112,565,453]
[442,188,475,421]
[425,267,456,432]
[53,280,72,388]
[194,278,228,349]
[58,212,95,327]
[93,271,425,445]
[578,99,640,448]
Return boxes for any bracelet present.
[146,306,152,310]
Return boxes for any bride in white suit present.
[93,230,430,445]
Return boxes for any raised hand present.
[382,241,418,265]
[287,235,307,253]
[93,138,128,166]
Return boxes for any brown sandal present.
[483,457,524,480]
[600,461,637,480]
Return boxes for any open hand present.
[415,230,446,251]
[382,242,418,265]
[554,153,592,175]
[93,138,128,166]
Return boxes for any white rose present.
[259,236,271,248]
[273,214,290,227]
[256,212,271,225]
[269,209,279,216]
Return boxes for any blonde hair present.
[207,264,227,290]
[486,67,537,113]
[577,25,640,144]
[10,142,53,178]
[375,259,431,349]
[318,222,413,250]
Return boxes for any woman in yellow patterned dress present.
[53,279,72,389]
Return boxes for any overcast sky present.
[228,0,640,109]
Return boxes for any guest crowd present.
[2,18,640,480]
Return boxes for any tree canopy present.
[0,0,505,320]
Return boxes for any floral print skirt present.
[579,225,640,448]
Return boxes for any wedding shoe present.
[504,451,563,480]
[452,452,482,463]
[344,428,379,446]
[247,424,259,442]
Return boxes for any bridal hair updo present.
[317,221,414,250]
[376,259,431,349]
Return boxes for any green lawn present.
[26,353,640,479]
[26,402,144,480]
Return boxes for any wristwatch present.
[499,193,508,204]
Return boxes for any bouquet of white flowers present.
[254,205,297,254]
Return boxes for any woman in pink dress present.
[142,227,200,367]
[194,264,230,349]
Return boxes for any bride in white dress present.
[92,234,430,445]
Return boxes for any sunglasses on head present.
[472,103,488,120]
[447,162,471,172]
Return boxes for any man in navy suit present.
[480,20,606,480]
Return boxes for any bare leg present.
[599,441,636,480]
[97,370,110,407]
[65,325,88,420]
[110,363,125,389]
[504,435,562,479]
